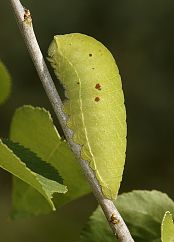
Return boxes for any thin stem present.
[9,1,134,241]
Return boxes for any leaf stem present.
[9,0,134,241]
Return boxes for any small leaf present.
[0,61,11,104]
[0,139,67,212]
[10,105,90,218]
[79,190,174,242]
[161,211,174,242]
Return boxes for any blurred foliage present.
[0,61,11,104]
[0,0,174,241]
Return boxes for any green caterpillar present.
[48,33,126,200]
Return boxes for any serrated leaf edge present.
[0,139,67,210]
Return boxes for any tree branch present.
[9,0,134,241]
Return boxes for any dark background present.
[0,0,174,241]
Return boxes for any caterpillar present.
[48,33,126,200]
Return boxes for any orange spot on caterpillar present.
[95,83,101,90]
[95,97,100,102]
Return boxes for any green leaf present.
[0,61,11,104]
[0,139,67,212]
[161,211,174,242]
[79,190,174,242]
[3,139,63,183]
[10,105,90,218]
[78,207,116,242]
[115,190,174,241]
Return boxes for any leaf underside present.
[10,105,90,218]
[0,138,67,212]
